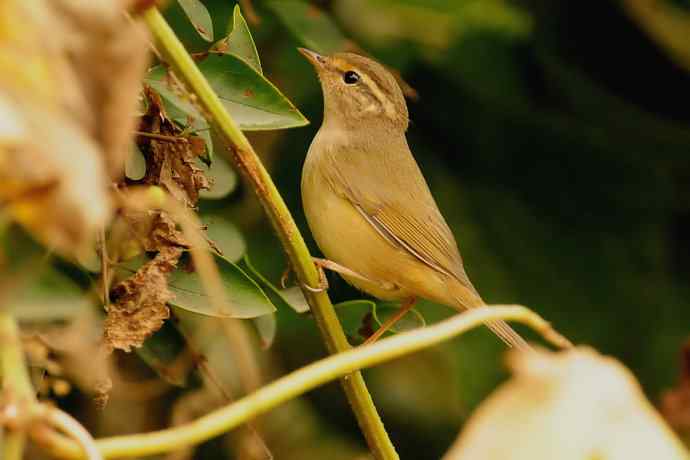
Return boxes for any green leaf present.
[265,0,348,54]
[147,57,309,130]
[279,286,310,313]
[197,156,238,200]
[212,5,263,73]
[334,300,377,344]
[138,320,189,386]
[199,53,309,130]
[201,214,246,262]
[168,254,276,318]
[8,265,91,321]
[177,0,214,42]
[239,255,310,314]
[126,143,147,180]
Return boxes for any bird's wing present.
[322,138,474,288]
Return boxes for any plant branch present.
[32,305,563,459]
[140,7,398,459]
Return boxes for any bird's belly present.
[302,169,415,301]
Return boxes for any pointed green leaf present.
[138,320,189,386]
[279,286,310,313]
[177,0,214,42]
[239,255,310,314]
[334,300,377,345]
[168,254,276,318]
[199,53,308,130]
[147,57,309,130]
[201,214,246,262]
[212,5,262,73]
[265,0,348,54]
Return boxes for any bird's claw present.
[303,262,329,292]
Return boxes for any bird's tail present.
[483,318,531,350]
[451,283,532,351]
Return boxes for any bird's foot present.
[302,261,330,292]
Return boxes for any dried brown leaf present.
[105,246,183,352]
[137,89,210,207]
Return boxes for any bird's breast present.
[301,143,404,300]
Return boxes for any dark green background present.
[169,0,690,458]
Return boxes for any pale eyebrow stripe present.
[359,72,397,119]
[333,62,397,120]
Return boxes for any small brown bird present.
[299,48,528,349]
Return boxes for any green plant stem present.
[32,306,561,459]
[0,311,37,460]
[140,7,398,459]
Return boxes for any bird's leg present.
[312,258,378,285]
[363,296,417,345]
[301,257,392,293]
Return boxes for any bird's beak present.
[298,48,326,68]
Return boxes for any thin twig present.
[31,306,563,459]
[134,131,189,143]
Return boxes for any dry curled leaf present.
[105,246,183,352]
[444,347,688,460]
[137,88,210,207]
[111,209,188,260]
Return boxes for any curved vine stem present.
[32,305,566,459]
[41,406,103,460]
[140,7,398,459]
[0,311,36,460]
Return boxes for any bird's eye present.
[343,70,360,84]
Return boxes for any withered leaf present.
[137,89,210,207]
[105,246,183,352]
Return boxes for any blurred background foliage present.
[162,0,690,457]
[8,0,690,459]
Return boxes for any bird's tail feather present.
[452,287,532,351]
[485,319,531,350]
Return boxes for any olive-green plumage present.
[299,49,528,349]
